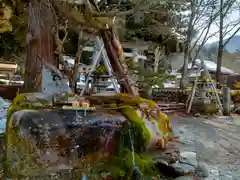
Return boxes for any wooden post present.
[222,86,231,116]
[222,77,231,116]
[187,75,198,114]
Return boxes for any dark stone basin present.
[11,109,125,166]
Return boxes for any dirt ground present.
[172,115,240,180]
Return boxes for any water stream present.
[128,126,136,167]
[128,123,143,180]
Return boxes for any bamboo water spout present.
[101,31,138,95]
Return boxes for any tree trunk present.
[216,45,223,88]
[180,0,195,89]
[153,46,160,72]
[69,31,87,93]
[145,45,161,98]
[216,0,224,89]
[71,48,84,93]
[24,0,56,92]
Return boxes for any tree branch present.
[222,20,240,37]
[223,0,236,17]
[223,26,240,47]
[52,0,114,31]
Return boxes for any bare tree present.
[181,0,196,86]
[180,0,219,87]
[179,0,240,89]
[216,0,224,88]
[216,0,240,87]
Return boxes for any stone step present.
[159,106,185,110]
[157,103,186,113]
[157,103,185,107]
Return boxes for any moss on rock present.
[93,148,157,179]
[120,106,151,151]
[7,93,53,120]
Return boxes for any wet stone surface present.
[172,116,240,180]
[170,162,195,175]
[179,151,198,167]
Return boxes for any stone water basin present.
[5,108,126,177]
[4,93,175,178]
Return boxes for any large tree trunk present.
[24,0,56,92]
[180,1,195,89]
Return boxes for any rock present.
[152,144,180,165]
[170,162,195,176]
[174,176,194,180]
[156,159,169,166]
[180,151,197,167]
[6,108,124,176]
[155,151,197,177]
[155,159,178,178]
[195,161,209,178]
[155,159,195,178]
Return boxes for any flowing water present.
[128,123,146,180]
[128,125,136,168]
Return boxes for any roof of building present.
[188,59,236,75]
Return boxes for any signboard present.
[41,65,72,96]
